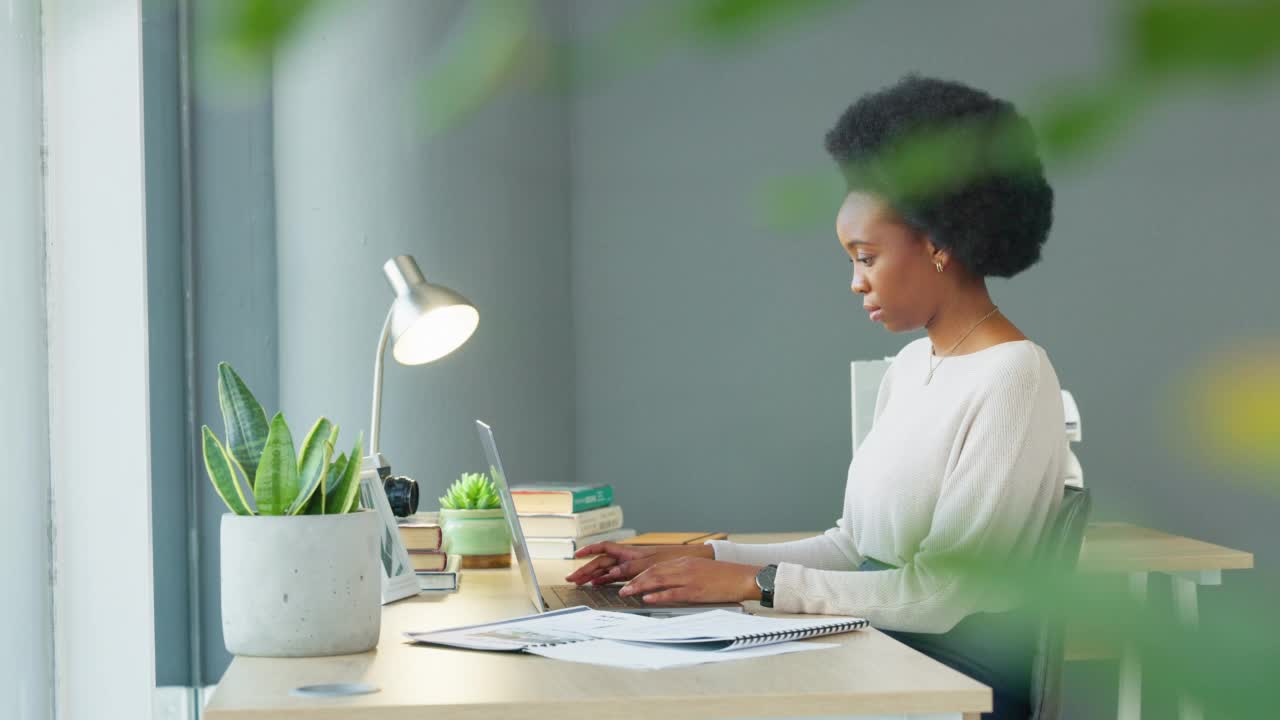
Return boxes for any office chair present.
[1028,485,1092,720]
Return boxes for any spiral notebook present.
[587,609,870,651]
[405,606,868,656]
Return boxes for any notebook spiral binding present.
[727,618,870,649]
[526,617,870,651]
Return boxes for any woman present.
[566,75,1066,720]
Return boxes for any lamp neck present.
[369,307,393,457]
[384,255,427,297]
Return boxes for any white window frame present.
[43,0,157,718]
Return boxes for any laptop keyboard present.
[549,584,648,609]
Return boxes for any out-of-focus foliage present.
[414,1,537,134]
[1131,0,1280,78]
[1179,347,1280,481]
[209,0,320,74]
[680,0,846,44]
[211,0,1280,170]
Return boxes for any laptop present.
[475,420,745,618]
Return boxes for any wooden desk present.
[1077,521,1254,575]
[204,524,1251,720]
[204,540,990,719]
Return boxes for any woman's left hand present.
[618,557,764,604]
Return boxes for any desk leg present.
[1118,572,1148,720]
[1171,573,1209,720]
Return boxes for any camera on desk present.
[376,466,420,518]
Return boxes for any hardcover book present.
[518,505,624,538]
[398,521,443,552]
[407,549,448,572]
[526,528,638,559]
[416,554,460,592]
[510,484,613,515]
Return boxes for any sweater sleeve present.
[707,523,862,570]
[773,358,1061,633]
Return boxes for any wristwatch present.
[755,564,778,608]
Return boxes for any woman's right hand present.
[563,542,714,586]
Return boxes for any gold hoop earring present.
[935,262,944,273]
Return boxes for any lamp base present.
[362,453,392,480]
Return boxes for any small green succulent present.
[439,472,501,510]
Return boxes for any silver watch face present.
[755,564,778,592]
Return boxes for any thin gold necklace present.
[925,306,1000,385]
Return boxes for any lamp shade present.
[383,255,479,365]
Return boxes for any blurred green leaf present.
[218,0,320,67]
[835,115,1045,210]
[684,0,847,43]
[756,171,843,232]
[417,0,536,136]
[569,0,851,98]
[1131,0,1280,77]
[1036,79,1148,161]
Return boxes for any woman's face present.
[836,192,942,333]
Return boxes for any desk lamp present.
[366,254,479,475]
[362,254,478,603]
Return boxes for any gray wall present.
[1,2,53,717]
[273,0,575,517]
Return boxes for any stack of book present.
[398,519,460,592]
[510,484,635,559]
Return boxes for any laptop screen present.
[474,420,546,613]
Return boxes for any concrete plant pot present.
[221,510,381,657]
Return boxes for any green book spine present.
[570,486,613,513]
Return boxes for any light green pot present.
[440,508,511,561]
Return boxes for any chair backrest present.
[1028,486,1092,720]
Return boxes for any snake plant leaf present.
[307,451,348,515]
[217,362,269,485]
[288,418,335,515]
[303,486,324,515]
[228,452,258,514]
[254,413,298,516]
[202,426,253,515]
[326,433,363,514]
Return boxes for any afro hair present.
[824,75,1053,279]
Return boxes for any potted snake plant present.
[439,472,511,568]
[204,362,379,657]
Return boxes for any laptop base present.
[542,583,745,617]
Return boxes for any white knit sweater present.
[710,337,1066,633]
